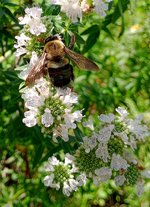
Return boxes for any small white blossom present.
[127,118,149,141]
[43,174,54,187]
[14,33,30,48]
[95,167,112,182]
[111,154,128,170]
[22,110,37,127]
[19,51,39,80]
[41,108,54,127]
[76,173,87,186]
[97,125,114,142]
[99,113,115,123]
[56,87,78,106]
[15,47,27,57]
[116,107,128,121]
[51,0,82,23]
[82,117,94,130]
[96,142,110,162]
[93,0,109,17]
[114,175,126,186]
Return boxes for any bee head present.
[45,34,64,44]
[44,34,65,60]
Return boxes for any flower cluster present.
[51,0,112,22]
[43,107,149,196]
[14,7,52,57]
[21,78,83,142]
[43,154,86,196]
[75,107,149,195]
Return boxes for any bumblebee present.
[26,34,99,87]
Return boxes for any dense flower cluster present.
[43,107,149,196]
[21,78,83,141]
[43,154,86,196]
[14,7,48,57]
[51,0,112,22]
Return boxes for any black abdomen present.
[48,64,74,87]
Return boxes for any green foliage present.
[0,0,150,206]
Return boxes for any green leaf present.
[73,127,84,142]
[32,144,44,168]
[102,0,130,28]
[45,5,60,15]
[82,25,100,53]
[3,6,18,23]
[118,0,125,37]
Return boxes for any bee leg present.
[68,33,76,49]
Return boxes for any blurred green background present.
[0,0,150,206]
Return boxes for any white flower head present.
[19,7,46,36]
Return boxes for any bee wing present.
[64,47,99,71]
[26,52,47,85]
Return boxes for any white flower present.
[82,117,94,130]
[82,135,97,153]
[15,47,27,57]
[19,51,39,80]
[41,108,54,127]
[127,118,149,140]
[62,181,72,196]
[68,178,78,191]
[56,87,78,106]
[111,154,128,170]
[99,113,115,123]
[65,153,75,165]
[95,167,112,182]
[19,7,46,36]
[60,125,69,141]
[22,110,37,127]
[14,33,30,48]
[116,107,128,121]
[114,175,126,186]
[51,0,82,22]
[97,125,114,142]
[49,156,60,166]
[93,0,109,17]
[43,174,54,186]
[96,142,110,162]
[76,173,87,186]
